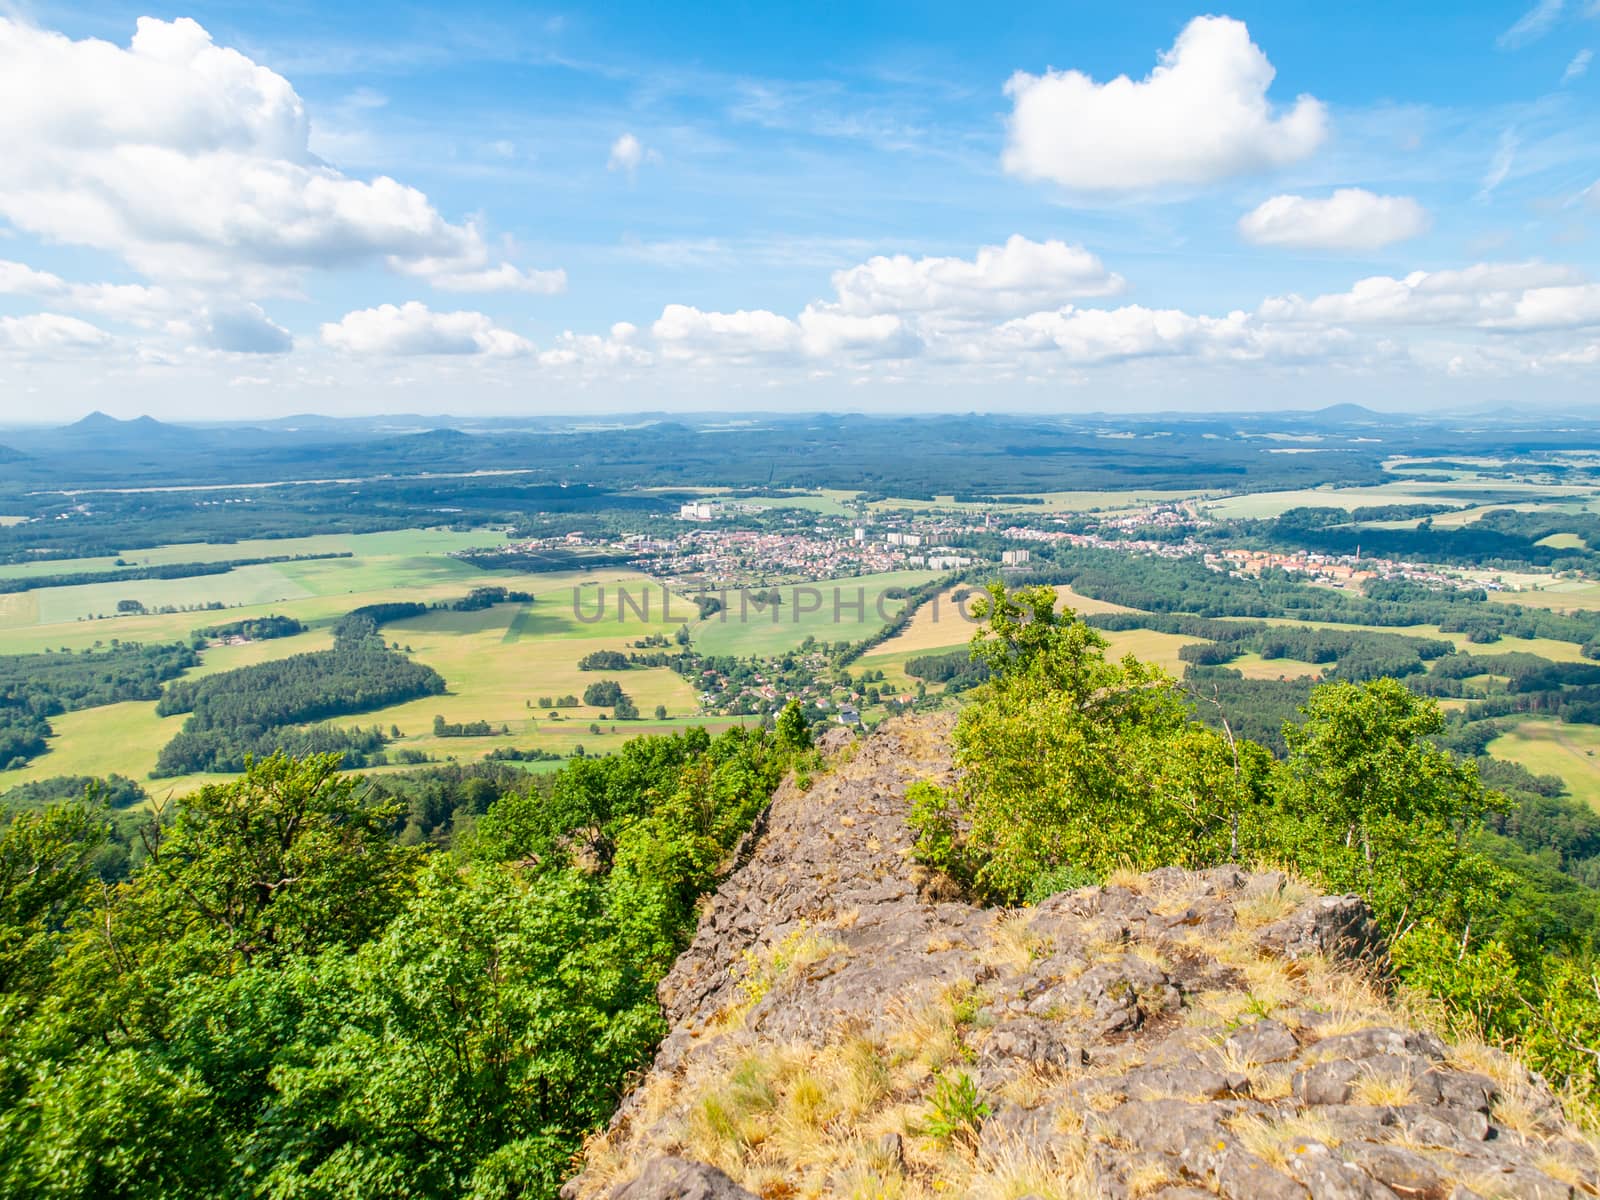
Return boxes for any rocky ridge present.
[569,716,1600,1199]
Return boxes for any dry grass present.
[966,1135,1094,1200]
[1104,866,1149,894]
[1125,1158,1180,1197]
[1233,875,1318,929]
[1493,1089,1556,1141]
[985,909,1050,970]
[1350,1066,1417,1108]
[734,923,845,1013]
[1229,1112,1342,1168]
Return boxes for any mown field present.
[1202,480,1600,521]
[1489,720,1600,811]
[688,569,938,657]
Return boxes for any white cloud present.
[650,303,916,365]
[983,305,1349,366]
[1001,16,1326,192]
[425,263,568,294]
[1260,262,1587,326]
[1563,48,1593,82]
[199,304,293,354]
[1481,130,1518,198]
[320,302,533,356]
[538,323,653,368]
[1482,283,1600,331]
[0,259,173,324]
[1238,189,1430,251]
[0,312,112,353]
[829,235,1124,319]
[607,132,657,178]
[1499,0,1564,48]
[0,17,556,292]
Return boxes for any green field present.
[1488,720,1600,811]
[0,527,726,796]
[0,527,508,582]
[688,569,938,657]
[1202,480,1600,522]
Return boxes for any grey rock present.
[982,1017,1087,1068]
[1347,1144,1445,1196]
[609,1157,759,1200]
[1226,1018,1300,1064]
[1217,1148,1311,1200]
[1257,894,1381,963]
[1281,1143,1399,1199]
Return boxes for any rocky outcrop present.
[571,716,1599,1200]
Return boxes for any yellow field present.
[1230,651,1326,681]
[1099,628,1199,675]
[1488,720,1600,811]
[1503,579,1600,613]
[865,583,1139,661]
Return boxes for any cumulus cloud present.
[1482,284,1600,331]
[320,302,533,356]
[1238,189,1431,251]
[829,235,1124,319]
[0,312,112,352]
[0,259,174,324]
[650,304,917,365]
[607,132,657,178]
[1260,262,1588,327]
[983,305,1350,366]
[1001,16,1326,192]
[200,304,293,354]
[0,17,558,291]
[539,322,653,369]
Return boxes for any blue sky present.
[1,1,1598,420]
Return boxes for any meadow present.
[1489,720,1600,811]
[0,528,722,796]
[1201,480,1600,522]
[687,569,938,657]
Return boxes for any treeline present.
[154,723,392,777]
[192,614,305,642]
[0,715,809,1194]
[450,586,531,611]
[582,680,639,718]
[904,649,990,692]
[432,715,506,738]
[0,773,148,813]
[0,551,352,594]
[152,618,444,775]
[0,641,200,768]
[341,601,429,628]
[1179,625,1454,682]
[457,548,638,573]
[837,571,974,666]
[1022,548,1600,649]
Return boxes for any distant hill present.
[0,444,27,464]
